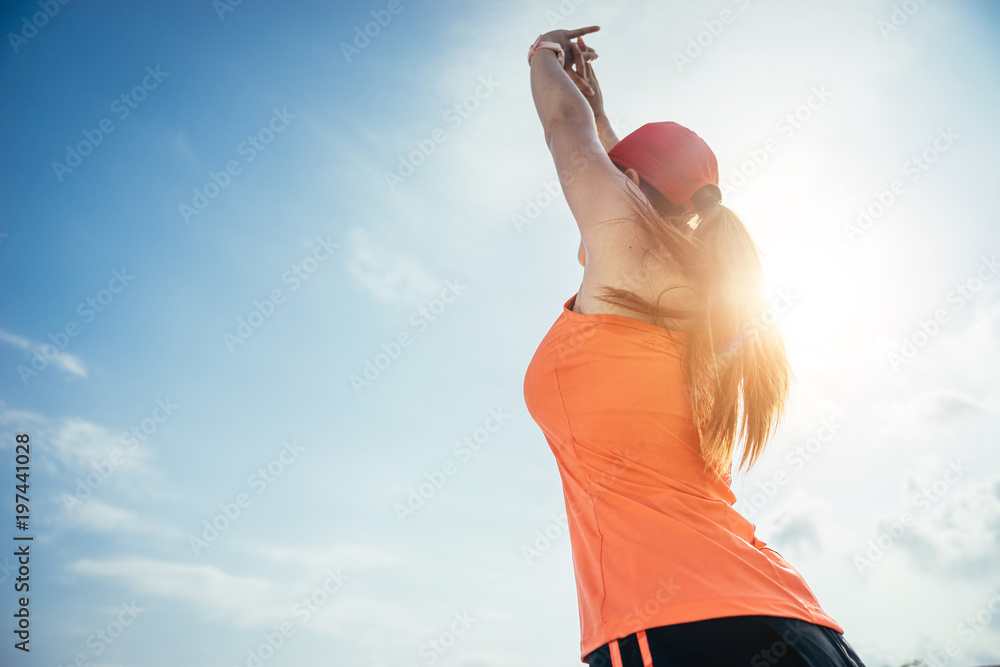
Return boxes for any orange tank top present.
[522,292,844,661]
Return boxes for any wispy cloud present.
[913,389,993,421]
[346,226,440,305]
[0,403,163,511]
[45,416,154,480]
[0,399,45,428]
[68,557,289,627]
[248,542,404,570]
[894,474,1000,579]
[757,491,839,554]
[0,328,87,378]
[66,549,412,636]
[69,499,186,539]
[168,129,200,167]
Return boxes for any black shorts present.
[584,615,867,667]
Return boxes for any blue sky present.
[1,0,999,665]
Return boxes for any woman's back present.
[574,216,702,334]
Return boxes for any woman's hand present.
[568,35,606,118]
[538,26,600,95]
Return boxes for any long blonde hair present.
[592,173,794,473]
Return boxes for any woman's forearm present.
[595,113,619,152]
[530,48,594,138]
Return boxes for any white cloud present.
[873,388,994,432]
[0,403,164,512]
[893,474,1000,580]
[44,417,154,483]
[68,557,288,627]
[346,226,440,305]
[248,542,404,571]
[754,490,848,556]
[69,499,185,540]
[0,399,45,428]
[764,503,825,551]
[937,290,1000,383]
[169,129,199,166]
[912,388,993,421]
[0,327,87,378]
[47,417,128,467]
[0,329,33,350]
[0,405,113,471]
[67,551,420,639]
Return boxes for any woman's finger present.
[562,41,576,72]
[566,25,600,38]
[567,66,594,95]
[569,41,584,74]
[574,45,587,76]
[567,70,591,95]
[576,36,597,61]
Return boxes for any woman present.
[522,26,867,667]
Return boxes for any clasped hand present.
[539,26,601,96]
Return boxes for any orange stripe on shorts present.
[609,638,624,667]
[637,629,654,667]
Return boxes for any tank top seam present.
[562,292,689,343]
[551,353,609,626]
[559,313,688,348]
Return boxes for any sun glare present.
[763,239,898,358]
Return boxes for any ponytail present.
[592,181,793,473]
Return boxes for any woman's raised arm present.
[529,26,601,144]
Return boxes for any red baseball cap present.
[607,121,721,212]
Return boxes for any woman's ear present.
[624,168,642,187]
